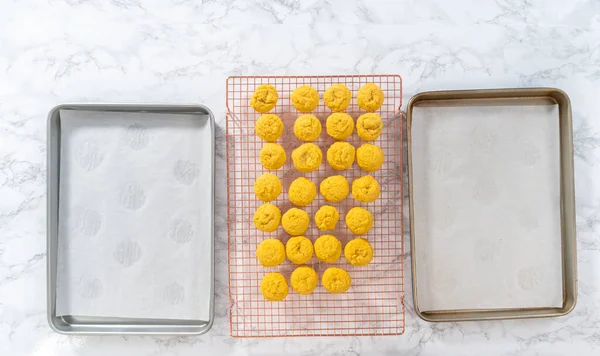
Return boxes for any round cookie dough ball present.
[293,114,322,142]
[356,143,384,172]
[281,208,310,236]
[345,207,373,235]
[319,175,349,203]
[314,205,340,231]
[260,143,287,170]
[256,238,286,267]
[255,114,284,142]
[288,177,317,206]
[326,113,354,140]
[351,175,380,203]
[286,236,314,264]
[261,272,288,301]
[251,84,279,113]
[291,85,319,112]
[344,238,373,266]
[292,143,322,172]
[290,266,318,295]
[357,83,384,111]
[327,141,355,170]
[356,113,383,141]
[254,173,282,202]
[324,84,351,112]
[322,267,351,294]
[254,203,281,232]
[314,234,342,263]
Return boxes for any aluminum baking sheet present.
[407,89,577,322]
[47,104,215,334]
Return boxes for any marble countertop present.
[2,0,600,355]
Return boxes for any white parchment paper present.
[411,102,564,311]
[55,109,212,321]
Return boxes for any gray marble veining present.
[2,0,600,355]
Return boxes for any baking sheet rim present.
[406,88,577,322]
[46,103,215,335]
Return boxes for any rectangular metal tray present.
[406,88,577,322]
[47,103,215,334]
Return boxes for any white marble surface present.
[1,0,600,355]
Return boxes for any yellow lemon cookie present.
[251,84,279,113]
[256,239,286,267]
[291,85,319,112]
[351,175,380,203]
[260,143,287,170]
[344,238,373,266]
[322,267,351,294]
[356,143,384,172]
[314,234,342,263]
[253,203,281,232]
[288,177,317,206]
[290,266,318,295]
[319,175,349,203]
[356,113,383,141]
[286,236,314,264]
[326,113,354,140]
[255,114,284,142]
[345,207,373,235]
[357,83,384,111]
[314,205,340,231]
[324,84,351,112]
[292,143,322,172]
[254,173,282,202]
[326,141,355,170]
[293,114,322,142]
[281,208,310,236]
[261,272,288,301]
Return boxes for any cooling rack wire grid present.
[226,75,404,337]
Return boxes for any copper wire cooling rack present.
[226,75,404,337]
